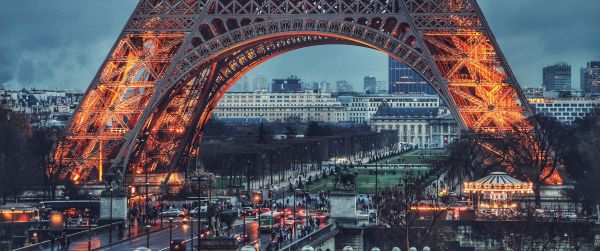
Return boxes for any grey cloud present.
[1,0,598,90]
[479,0,600,87]
[0,0,137,89]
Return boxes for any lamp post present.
[304,192,309,227]
[190,210,194,250]
[246,160,251,191]
[109,187,114,244]
[145,180,149,228]
[169,217,173,251]
[195,176,201,250]
[242,212,247,246]
[128,185,132,238]
[86,207,91,251]
[146,224,151,248]
[293,189,299,239]
[11,207,15,249]
[375,157,379,198]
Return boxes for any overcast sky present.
[1,0,599,91]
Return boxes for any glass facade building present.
[388,56,435,95]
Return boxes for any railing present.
[278,223,339,251]
[13,222,122,251]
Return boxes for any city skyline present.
[0,0,598,91]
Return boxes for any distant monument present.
[330,168,358,222]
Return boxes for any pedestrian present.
[66,236,71,251]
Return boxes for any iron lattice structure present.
[53,0,558,184]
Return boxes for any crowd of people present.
[265,217,322,251]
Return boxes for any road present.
[47,217,271,251]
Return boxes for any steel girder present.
[54,0,555,185]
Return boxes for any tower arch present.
[53,0,552,185]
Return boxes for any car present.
[170,239,186,251]
[160,209,185,217]
[564,212,577,219]
[311,210,330,220]
[283,216,302,225]
[189,206,207,216]
[241,207,255,216]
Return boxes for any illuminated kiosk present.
[463,172,533,211]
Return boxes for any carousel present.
[463,172,533,211]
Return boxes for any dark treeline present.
[0,106,76,203]
[198,118,398,189]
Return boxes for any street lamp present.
[375,156,379,198]
[190,210,194,251]
[304,192,309,227]
[242,210,247,246]
[11,207,15,249]
[109,187,114,244]
[146,224,151,248]
[128,185,132,238]
[293,188,300,239]
[246,159,252,191]
[86,207,91,250]
[145,181,149,227]
[169,217,173,251]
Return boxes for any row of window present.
[533,103,598,107]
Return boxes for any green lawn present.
[304,168,429,194]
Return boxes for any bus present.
[258,211,282,232]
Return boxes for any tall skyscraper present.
[388,56,435,95]
[543,63,571,92]
[319,81,332,93]
[336,80,353,93]
[229,75,251,92]
[376,81,388,94]
[581,61,600,97]
[252,76,269,91]
[272,76,302,92]
[363,76,377,94]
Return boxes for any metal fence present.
[13,222,122,251]
[278,223,339,251]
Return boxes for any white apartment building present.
[212,90,347,123]
[528,97,600,124]
[1,88,83,127]
[344,94,440,123]
[370,105,459,148]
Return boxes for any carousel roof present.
[463,172,533,193]
[473,172,526,186]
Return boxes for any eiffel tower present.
[53,0,550,185]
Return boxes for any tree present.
[30,128,61,199]
[433,131,498,189]
[0,106,36,202]
[305,121,333,137]
[495,115,571,206]
[378,171,447,250]
[562,108,600,214]
[257,123,270,144]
